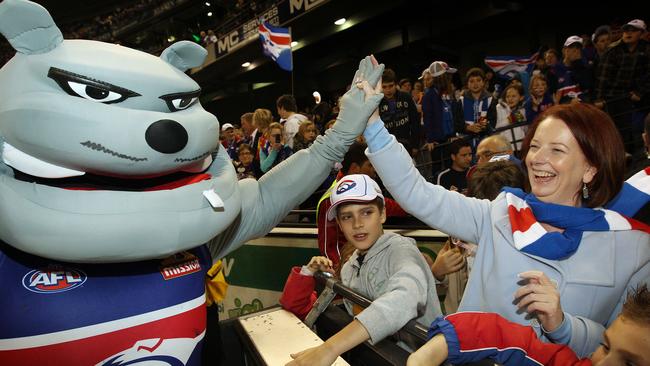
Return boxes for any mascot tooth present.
[0,0,384,364]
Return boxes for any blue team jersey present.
[0,241,211,366]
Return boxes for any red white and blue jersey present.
[0,241,210,366]
[428,312,592,366]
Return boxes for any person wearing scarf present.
[360,99,650,358]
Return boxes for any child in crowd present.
[232,143,256,180]
[407,284,650,366]
[259,122,293,174]
[454,68,497,146]
[286,174,441,366]
[525,74,554,123]
[496,83,528,150]
[292,121,318,152]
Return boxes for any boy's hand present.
[406,334,448,366]
[431,242,465,281]
[286,344,337,366]
[514,271,564,332]
[306,256,334,275]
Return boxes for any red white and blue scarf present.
[505,168,650,260]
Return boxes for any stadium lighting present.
[334,18,346,25]
[205,2,211,6]
[241,62,251,68]
[207,11,213,17]
[291,41,298,47]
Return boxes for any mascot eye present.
[67,81,124,103]
[160,90,201,112]
[170,96,198,111]
[47,67,140,105]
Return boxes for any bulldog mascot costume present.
[0,1,384,364]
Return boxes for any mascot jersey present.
[0,241,210,366]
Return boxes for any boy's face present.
[382,81,397,99]
[591,316,650,366]
[336,202,386,252]
[467,76,485,94]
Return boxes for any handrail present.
[310,271,429,344]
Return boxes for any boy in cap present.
[558,35,593,103]
[407,284,650,366]
[287,174,441,366]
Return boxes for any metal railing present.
[305,271,429,345]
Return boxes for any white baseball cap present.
[563,35,583,47]
[428,61,458,77]
[221,123,234,131]
[622,19,647,32]
[326,174,384,221]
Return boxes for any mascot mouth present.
[13,169,212,191]
[4,142,214,192]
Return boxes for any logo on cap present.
[336,180,357,194]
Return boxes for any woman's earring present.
[582,183,590,200]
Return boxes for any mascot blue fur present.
[0,0,384,364]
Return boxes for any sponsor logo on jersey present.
[22,265,87,294]
[160,252,201,280]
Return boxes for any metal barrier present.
[306,271,429,345]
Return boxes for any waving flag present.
[484,53,538,79]
[258,21,292,71]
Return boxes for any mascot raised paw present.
[0,1,384,364]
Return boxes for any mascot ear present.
[160,41,208,72]
[0,0,63,55]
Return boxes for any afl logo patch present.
[336,180,357,194]
[22,265,87,294]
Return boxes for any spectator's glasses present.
[239,151,252,155]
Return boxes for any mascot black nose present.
[145,120,188,154]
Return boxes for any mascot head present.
[0,0,241,262]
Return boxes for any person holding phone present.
[260,122,293,174]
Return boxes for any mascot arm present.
[207,56,384,259]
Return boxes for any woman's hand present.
[430,242,465,281]
[286,344,337,366]
[514,271,564,332]
[306,256,334,275]
[354,55,382,126]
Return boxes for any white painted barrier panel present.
[238,308,349,366]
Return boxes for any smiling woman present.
[522,104,626,208]
[362,101,650,358]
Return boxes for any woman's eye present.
[170,96,198,111]
[68,81,123,103]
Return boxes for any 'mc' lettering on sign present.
[289,0,325,14]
